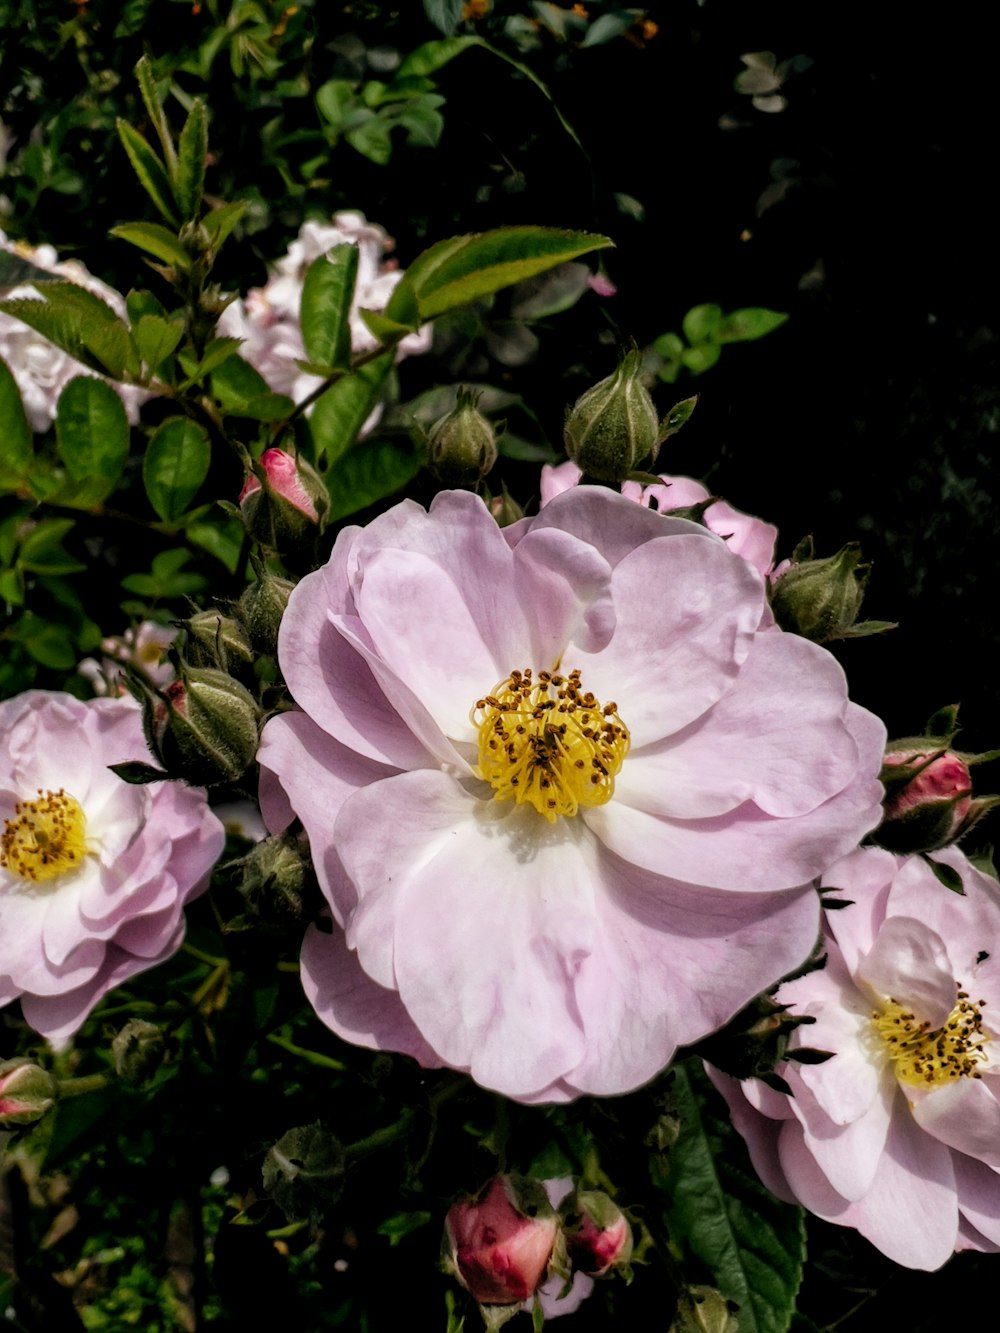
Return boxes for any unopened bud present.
[230,831,317,923]
[144,665,261,786]
[238,567,296,658]
[696,990,823,1086]
[563,346,658,482]
[769,539,869,642]
[488,486,524,529]
[670,1286,740,1333]
[444,1175,558,1306]
[426,388,498,487]
[0,1058,56,1126]
[262,1122,346,1222]
[112,1019,169,1085]
[561,1190,632,1277]
[180,609,255,676]
[239,448,327,552]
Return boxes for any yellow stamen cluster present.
[873,986,989,1087]
[1,788,88,884]
[473,668,629,823]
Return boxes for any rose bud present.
[669,1286,740,1333]
[426,387,498,487]
[237,564,296,658]
[112,1019,169,1086]
[561,1190,632,1277]
[487,486,524,529]
[444,1175,559,1306]
[0,1058,56,1127]
[563,345,658,482]
[877,746,973,853]
[179,609,255,677]
[769,538,871,642]
[142,666,262,787]
[239,448,327,551]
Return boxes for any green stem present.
[265,1033,346,1072]
[182,942,228,968]
[56,1073,112,1099]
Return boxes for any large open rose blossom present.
[710,845,1000,1268]
[0,692,224,1044]
[258,487,885,1102]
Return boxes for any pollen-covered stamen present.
[1,788,89,884]
[873,985,989,1087]
[472,667,630,823]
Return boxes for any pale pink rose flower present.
[258,487,885,1102]
[0,230,148,431]
[216,211,431,420]
[540,461,777,579]
[78,621,177,697]
[709,844,1000,1269]
[0,692,224,1045]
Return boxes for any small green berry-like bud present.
[262,1122,346,1222]
[426,388,498,487]
[0,1058,56,1127]
[112,1020,169,1086]
[144,665,262,787]
[563,346,658,482]
[769,540,869,642]
[670,1286,740,1333]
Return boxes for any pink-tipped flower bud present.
[561,1190,632,1277]
[444,1175,559,1306]
[877,746,973,853]
[239,448,327,551]
[0,1058,56,1127]
[143,666,262,787]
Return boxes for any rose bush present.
[258,486,885,1102]
[0,692,224,1044]
[710,844,1000,1268]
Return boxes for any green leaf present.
[0,300,98,375]
[658,395,699,442]
[110,222,192,270]
[55,376,130,506]
[925,856,966,894]
[180,337,243,387]
[121,547,207,600]
[381,278,420,330]
[421,0,463,38]
[80,319,142,382]
[210,354,271,413]
[717,308,789,344]
[185,514,245,573]
[682,343,722,374]
[308,350,395,471]
[357,309,412,344]
[133,314,184,374]
[143,418,211,522]
[581,13,631,45]
[0,358,33,490]
[398,98,445,148]
[116,119,180,226]
[0,567,24,604]
[126,288,168,325]
[315,80,356,129]
[397,35,477,79]
[109,760,169,785]
[18,518,85,574]
[346,113,393,165]
[662,1061,805,1333]
[325,439,422,522]
[301,243,358,371]
[176,99,208,221]
[375,1211,432,1246]
[134,55,178,176]
[203,199,250,248]
[682,303,724,345]
[19,621,78,670]
[397,227,614,321]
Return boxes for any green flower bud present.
[230,830,317,924]
[0,1058,56,1127]
[262,1122,346,1223]
[670,1286,740,1333]
[563,346,658,482]
[180,609,255,676]
[112,1020,169,1086]
[144,665,262,787]
[238,569,296,658]
[769,539,869,642]
[487,487,525,529]
[426,388,498,487]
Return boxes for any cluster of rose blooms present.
[2,227,999,1317]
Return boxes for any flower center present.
[1,788,89,884]
[872,986,989,1087]
[472,668,630,823]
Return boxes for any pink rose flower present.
[540,461,777,578]
[445,1175,559,1305]
[709,845,1000,1269]
[239,448,321,523]
[258,488,885,1102]
[0,692,224,1045]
